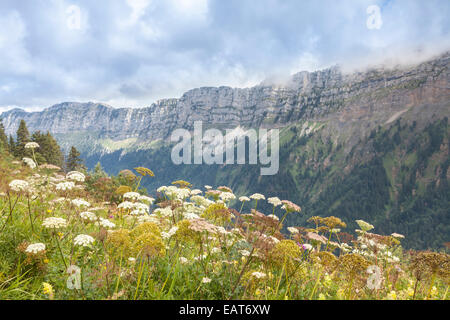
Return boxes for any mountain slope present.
[1,52,449,249]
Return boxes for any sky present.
[0,0,449,112]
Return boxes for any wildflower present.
[219,192,236,201]
[132,232,165,258]
[240,250,251,257]
[74,234,95,247]
[22,157,36,169]
[123,192,141,200]
[184,211,200,220]
[190,189,202,195]
[128,257,136,263]
[391,232,405,239]
[8,179,29,192]
[25,243,46,254]
[80,211,97,222]
[99,218,116,229]
[306,232,327,244]
[355,220,374,232]
[281,200,301,213]
[42,217,67,229]
[288,227,299,234]
[180,257,189,264]
[239,196,250,202]
[71,198,91,208]
[154,207,172,217]
[387,290,397,300]
[318,293,326,300]
[66,171,85,182]
[134,167,154,177]
[42,282,54,299]
[267,214,279,221]
[55,181,75,191]
[118,201,135,210]
[25,142,40,149]
[204,185,212,190]
[250,193,265,200]
[202,277,211,284]
[138,195,155,204]
[251,271,266,279]
[267,197,282,207]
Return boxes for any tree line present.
[0,118,84,172]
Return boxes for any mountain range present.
[2,52,449,250]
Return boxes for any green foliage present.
[14,119,31,158]
[66,146,85,172]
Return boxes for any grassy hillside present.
[86,117,449,250]
[0,151,449,300]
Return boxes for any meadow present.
[0,148,448,300]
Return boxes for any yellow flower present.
[318,293,326,300]
[407,287,414,297]
[42,282,54,299]
[387,290,397,300]
[47,209,52,214]
[255,289,261,296]
[57,232,64,239]
[43,258,49,264]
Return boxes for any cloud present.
[0,0,448,112]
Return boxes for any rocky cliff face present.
[2,52,449,154]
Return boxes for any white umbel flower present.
[99,218,116,229]
[138,195,154,204]
[22,157,36,169]
[267,214,279,221]
[80,211,97,222]
[287,227,299,234]
[123,192,141,200]
[219,192,236,201]
[66,171,85,182]
[73,234,95,247]
[55,181,75,191]
[71,199,91,208]
[9,179,29,192]
[267,197,282,207]
[118,201,135,210]
[202,277,211,283]
[25,142,40,149]
[42,217,67,229]
[25,243,46,254]
[250,193,265,200]
[239,196,250,202]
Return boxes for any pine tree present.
[15,119,30,158]
[9,135,15,155]
[92,161,108,179]
[0,118,8,152]
[31,131,64,167]
[66,146,84,171]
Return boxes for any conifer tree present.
[66,146,84,171]
[8,135,15,155]
[0,118,8,152]
[15,119,30,158]
[92,161,108,179]
[31,131,64,167]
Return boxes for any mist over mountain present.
[2,52,449,249]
